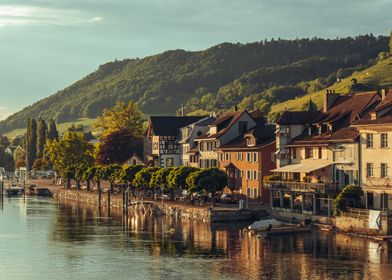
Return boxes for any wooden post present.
[98,185,101,209]
[107,190,111,218]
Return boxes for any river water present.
[1,197,392,280]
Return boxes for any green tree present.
[25,118,38,170]
[37,118,48,158]
[333,185,363,215]
[186,168,227,205]
[167,166,199,194]
[45,132,95,184]
[102,164,123,193]
[47,119,59,141]
[133,167,160,194]
[94,101,145,138]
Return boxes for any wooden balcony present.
[264,180,338,194]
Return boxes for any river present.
[0,196,392,280]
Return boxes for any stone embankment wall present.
[54,189,266,223]
[334,208,392,236]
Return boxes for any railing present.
[264,180,337,194]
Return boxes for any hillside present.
[270,55,392,117]
[0,34,389,134]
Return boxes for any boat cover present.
[248,219,282,230]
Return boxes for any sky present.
[0,0,391,120]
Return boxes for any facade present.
[352,89,392,210]
[193,110,258,168]
[267,90,381,216]
[217,124,276,203]
[178,117,216,166]
[145,116,207,167]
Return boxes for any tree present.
[96,128,143,165]
[102,164,123,193]
[94,101,144,138]
[47,119,59,141]
[121,165,144,188]
[167,166,199,192]
[0,135,10,147]
[133,167,160,194]
[333,185,363,215]
[36,118,48,158]
[25,118,38,170]
[150,167,172,190]
[186,168,227,205]
[32,158,49,171]
[45,132,95,184]
[15,160,26,169]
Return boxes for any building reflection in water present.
[53,199,392,280]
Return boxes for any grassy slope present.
[270,56,392,115]
[4,118,97,139]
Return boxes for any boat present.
[4,186,24,196]
[247,218,311,237]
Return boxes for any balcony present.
[264,180,338,194]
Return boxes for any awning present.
[271,162,331,173]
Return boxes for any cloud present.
[0,5,102,27]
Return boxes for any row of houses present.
[144,89,392,216]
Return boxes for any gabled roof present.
[218,124,275,150]
[147,116,207,136]
[374,90,392,112]
[197,110,249,140]
[277,111,323,125]
[286,127,359,147]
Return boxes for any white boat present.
[248,218,310,236]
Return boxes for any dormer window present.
[246,136,256,147]
[327,124,332,134]
[370,112,377,120]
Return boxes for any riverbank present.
[53,188,267,223]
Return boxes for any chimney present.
[381,89,386,100]
[323,90,339,112]
[234,105,238,112]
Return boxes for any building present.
[217,123,276,203]
[145,116,207,167]
[193,110,258,168]
[178,116,216,166]
[267,91,381,216]
[352,89,392,210]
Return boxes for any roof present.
[277,111,323,125]
[218,124,275,150]
[352,108,392,126]
[374,90,392,112]
[272,162,331,173]
[319,92,380,127]
[148,116,207,136]
[197,110,248,140]
[286,127,359,147]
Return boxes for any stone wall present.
[54,189,266,223]
[334,208,392,236]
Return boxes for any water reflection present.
[1,197,392,280]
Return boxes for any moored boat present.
[5,186,24,196]
[247,218,311,237]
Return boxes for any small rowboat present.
[247,219,311,237]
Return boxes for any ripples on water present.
[0,197,392,280]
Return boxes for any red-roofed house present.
[267,90,381,216]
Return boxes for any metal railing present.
[264,180,337,194]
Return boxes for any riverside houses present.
[217,123,276,204]
[178,116,216,166]
[145,116,207,167]
[352,90,392,211]
[267,90,381,216]
[193,110,258,168]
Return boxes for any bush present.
[333,185,363,215]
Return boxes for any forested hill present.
[0,34,389,134]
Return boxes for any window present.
[381,133,388,148]
[366,134,374,148]
[246,152,251,162]
[246,170,251,180]
[381,163,388,178]
[225,153,230,161]
[305,147,313,159]
[318,147,322,159]
[291,148,296,160]
[253,170,258,180]
[253,152,258,162]
[347,145,354,159]
[236,153,243,161]
[165,158,174,167]
[366,163,374,177]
